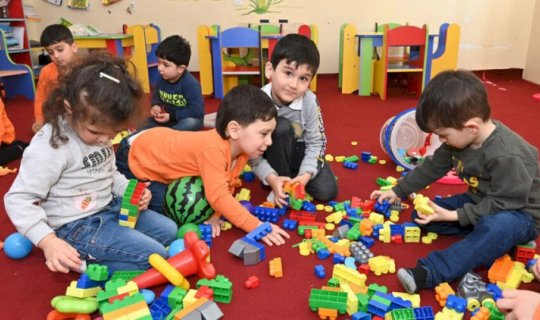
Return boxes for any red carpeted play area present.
[1,72,540,319]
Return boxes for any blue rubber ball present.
[3,232,32,259]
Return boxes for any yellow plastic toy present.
[148,253,190,290]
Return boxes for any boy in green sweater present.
[371,70,540,294]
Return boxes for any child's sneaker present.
[397,265,428,294]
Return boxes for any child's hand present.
[205,215,224,238]
[139,182,152,211]
[266,174,291,207]
[496,289,540,320]
[32,122,43,133]
[38,233,82,273]
[154,112,170,123]
[370,189,398,203]
[414,201,458,225]
[150,105,162,117]
[261,223,290,246]
[291,173,311,186]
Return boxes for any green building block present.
[391,308,415,320]
[367,283,388,298]
[197,275,233,303]
[87,264,109,281]
[327,277,340,287]
[308,288,348,314]
[356,293,369,313]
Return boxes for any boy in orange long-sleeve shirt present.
[1,98,26,166]
[116,85,290,246]
[33,24,78,133]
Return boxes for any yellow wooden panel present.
[341,24,359,94]
[197,25,214,96]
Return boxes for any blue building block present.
[374,199,391,217]
[149,297,171,320]
[446,294,467,313]
[314,265,326,279]
[333,253,345,264]
[240,200,254,213]
[527,258,538,272]
[245,222,273,242]
[390,224,405,237]
[343,161,358,170]
[487,283,503,301]
[352,311,371,320]
[361,151,372,162]
[389,295,412,310]
[317,248,330,260]
[198,224,213,248]
[302,201,316,212]
[372,224,383,238]
[282,219,298,230]
[242,171,255,182]
[413,306,435,320]
[76,273,102,289]
[252,206,280,223]
[359,236,375,248]
[367,292,392,317]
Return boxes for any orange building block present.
[434,282,455,307]
[488,254,514,284]
[318,307,338,320]
[269,257,283,278]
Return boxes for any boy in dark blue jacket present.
[147,35,204,131]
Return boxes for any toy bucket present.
[380,108,463,184]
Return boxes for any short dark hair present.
[155,35,191,66]
[270,34,320,75]
[215,85,277,139]
[40,24,74,47]
[416,70,491,132]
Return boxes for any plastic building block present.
[149,297,171,320]
[414,306,435,320]
[390,308,415,320]
[86,264,110,282]
[252,206,280,223]
[235,188,251,202]
[514,244,536,264]
[332,264,367,288]
[268,257,283,277]
[361,152,371,162]
[343,161,358,169]
[242,171,255,182]
[340,283,359,315]
[413,194,434,215]
[333,254,346,264]
[349,242,374,265]
[457,271,493,311]
[245,275,260,289]
[308,288,348,314]
[445,294,467,313]
[198,299,224,320]
[368,256,396,275]
[403,223,421,243]
[196,275,232,304]
[315,265,326,279]
[488,255,514,284]
[289,210,317,222]
[367,292,392,317]
[198,224,213,248]
[119,179,145,228]
[351,311,370,320]
[228,237,265,265]
[393,292,421,308]
[133,231,215,289]
[281,219,298,230]
[434,282,455,307]
[245,222,272,242]
[302,201,316,212]
[486,283,503,301]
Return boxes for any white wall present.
[26,0,535,74]
[523,0,540,84]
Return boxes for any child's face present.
[235,118,276,158]
[72,118,120,146]
[433,127,475,149]
[157,58,185,82]
[265,60,313,105]
[46,41,77,68]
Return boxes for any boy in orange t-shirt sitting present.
[32,24,78,133]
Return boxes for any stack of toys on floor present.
[28,152,537,320]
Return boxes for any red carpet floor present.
[1,71,539,319]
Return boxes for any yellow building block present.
[414,194,434,215]
[332,264,366,288]
[340,283,358,315]
[392,292,421,308]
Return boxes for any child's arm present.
[38,233,82,273]
[199,149,289,245]
[496,289,540,320]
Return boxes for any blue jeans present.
[413,193,538,288]
[144,116,203,131]
[55,197,177,271]
[116,137,169,214]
